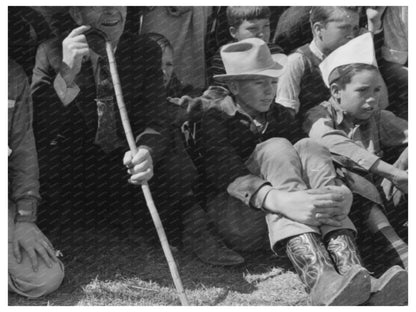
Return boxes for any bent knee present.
[256,138,293,156]
[9,259,64,298]
[294,138,330,156]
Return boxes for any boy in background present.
[208,6,284,87]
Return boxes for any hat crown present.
[221,38,275,75]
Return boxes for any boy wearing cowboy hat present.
[201,37,375,305]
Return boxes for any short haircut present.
[328,63,379,89]
[309,6,359,26]
[144,32,173,52]
[226,6,271,28]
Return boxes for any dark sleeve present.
[201,109,251,191]
[9,60,40,222]
[31,40,65,148]
[207,48,227,88]
[134,37,170,164]
[269,102,304,143]
[373,29,384,64]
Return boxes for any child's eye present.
[374,87,382,93]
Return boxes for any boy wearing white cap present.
[304,32,408,304]
[275,6,388,124]
[200,37,405,306]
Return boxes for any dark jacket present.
[8,59,40,222]
[201,97,303,194]
[31,31,169,163]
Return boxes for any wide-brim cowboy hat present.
[214,38,287,82]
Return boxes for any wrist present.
[263,189,285,214]
[59,62,76,87]
[15,199,37,223]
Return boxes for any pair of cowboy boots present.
[325,229,408,306]
[286,230,408,306]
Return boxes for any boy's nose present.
[366,96,378,107]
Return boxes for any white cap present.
[320,32,378,87]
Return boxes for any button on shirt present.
[304,97,408,171]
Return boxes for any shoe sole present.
[367,268,408,306]
[329,267,371,306]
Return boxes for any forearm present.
[370,158,404,181]
[262,188,288,215]
[308,120,380,171]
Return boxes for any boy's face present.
[230,19,271,43]
[230,77,277,116]
[317,9,360,54]
[334,69,381,120]
[161,47,174,87]
[74,6,127,47]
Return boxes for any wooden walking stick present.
[85,28,189,306]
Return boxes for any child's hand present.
[264,188,348,227]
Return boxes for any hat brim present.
[214,53,287,82]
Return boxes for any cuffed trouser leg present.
[294,138,356,237]
[246,138,355,251]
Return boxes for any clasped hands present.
[264,184,353,227]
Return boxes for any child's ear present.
[312,22,324,39]
[330,83,342,100]
[227,81,239,95]
[229,26,238,39]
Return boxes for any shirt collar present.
[310,39,326,61]
[329,97,348,126]
[328,97,372,127]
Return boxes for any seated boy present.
[208,6,284,88]
[304,32,408,271]
[275,6,388,123]
[198,37,407,306]
[8,59,64,298]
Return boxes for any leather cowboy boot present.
[286,232,370,306]
[326,229,408,306]
[182,203,245,266]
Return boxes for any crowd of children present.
[8,6,408,306]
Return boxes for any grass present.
[8,214,408,306]
[8,226,308,306]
